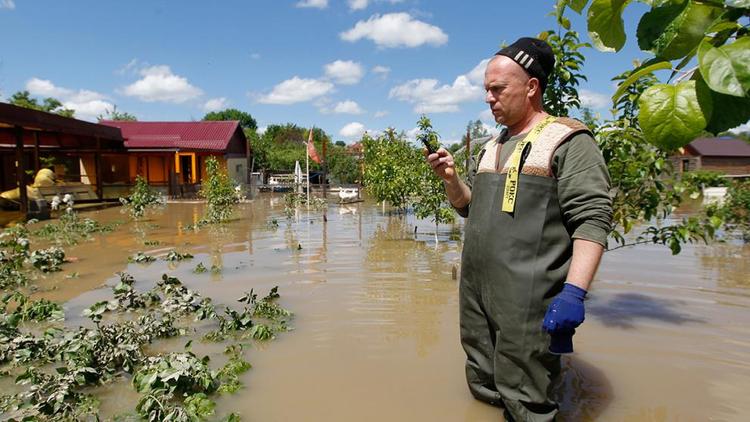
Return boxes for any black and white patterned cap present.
[495,37,555,92]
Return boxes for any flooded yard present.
[20,195,750,421]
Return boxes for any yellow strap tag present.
[501,116,556,213]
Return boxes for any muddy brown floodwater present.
[26,195,750,421]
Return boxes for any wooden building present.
[672,137,750,175]
[0,103,125,212]
[99,120,249,198]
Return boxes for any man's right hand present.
[425,147,457,183]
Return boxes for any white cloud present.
[340,13,448,48]
[116,58,139,75]
[122,65,203,103]
[729,121,750,134]
[466,59,490,85]
[374,110,389,118]
[348,0,368,10]
[333,100,364,114]
[203,97,229,112]
[479,109,493,122]
[580,89,610,110]
[250,53,261,60]
[25,78,113,121]
[340,122,366,138]
[372,65,391,78]
[388,59,489,113]
[405,126,420,141]
[257,76,334,104]
[296,0,327,8]
[27,78,72,98]
[257,126,268,135]
[324,60,364,85]
[0,0,15,10]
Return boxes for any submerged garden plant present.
[120,175,165,220]
[199,157,241,224]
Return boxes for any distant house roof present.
[686,137,750,157]
[100,120,243,151]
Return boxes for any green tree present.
[199,157,240,223]
[203,108,257,131]
[327,145,361,184]
[97,105,137,121]
[555,0,750,150]
[9,90,75,117]
[541,29,590,117]
[413,116,456,244]
[362,128,421,212]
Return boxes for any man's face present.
[484,56,534,127]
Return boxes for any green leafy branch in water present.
[120,175,165,220]
[33,196,117,245]
[205,286,292,342]
[413,115,456,245]
[1,292,65,323]
[164,250,194,262]
[128,251,157,264]
[0,265,289,421]
[199,157,241,224]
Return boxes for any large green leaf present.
[637,0,721,60]
[638,81,712,150]
[698,37,750,97]
[612,59,673,101]
[587,0,630,52]
[570,0,590,12]
[697,77,750,134]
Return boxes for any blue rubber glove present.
[542,283,587,354]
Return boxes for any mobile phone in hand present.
[421,133,439,154]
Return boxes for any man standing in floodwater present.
[425,37,613,421]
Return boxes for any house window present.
[682,159,690,172]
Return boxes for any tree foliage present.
[251,124,331,172]
[8,90,74,117]
[413,116,456,243]
[98,105,137,121]
[199,157,240,224]
[541,29,591,116]
[362,129,421,212]
[202,108,257,130]
[556,0,750,150]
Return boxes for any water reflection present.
[697,243,750,289]
[587,293,705,328]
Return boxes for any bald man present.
[426,38,612,421]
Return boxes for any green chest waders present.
[459,118,590,421]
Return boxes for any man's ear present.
[527,77,541,98]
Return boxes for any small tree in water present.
[413,115,455,245]
[120,175,163,220]
[199,157,240,223]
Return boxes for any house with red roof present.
[672,137,750,176]
[100,120,248,197]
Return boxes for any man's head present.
[484,37,555,127]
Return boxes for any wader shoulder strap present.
[499,117,592,178]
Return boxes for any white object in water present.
[338,188,358,202]
[702,187,727,205]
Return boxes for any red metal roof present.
[100,120,241,151]
[687,137,750,157]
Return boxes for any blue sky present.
[0,0,655,144]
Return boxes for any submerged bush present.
[120,175,165,220]
[199,157,240,224]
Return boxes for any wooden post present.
[95,137,103,200]
[15,126,28,215]
[322,139,327,197]
[33,131,40,173]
